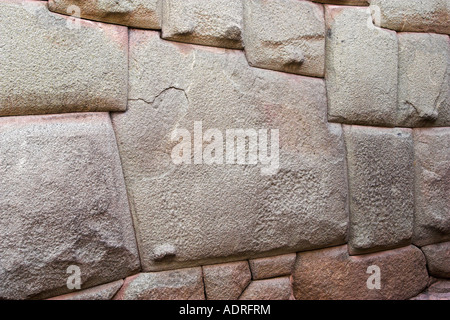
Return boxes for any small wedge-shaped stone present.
[0,113,140,300]
[203,262,251,300]
[249,254,296,280]
[49,0,162,29]
[162,0,244,49]
[397,33,450,127]
[325,5,398,126]
[239,277,294,300]
[114,268,205,300]
[0,1,128,116]
[344,125,414,255]
[369,0,450,35]
[113,31,348,271]
[48,280,124,300]
[243,0,325,77]
[413,128,450,246]
[293,245,429,300]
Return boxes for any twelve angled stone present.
[0,113,140,300]
[369,0,450,35]
[49,0,162,29]
[397,33,450,127]
[325,5,398,126]
[243,0,325,77]
[0,1,128,116]
[162,0,244,49]
[344,125,414,255]
[293,245,429,300]
[413,128,450,247]
[112,30,348,271]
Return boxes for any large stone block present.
[413,128,450,246]
[112,31,348,271]
[369,0,450,35]
[397,33,450,127]
[113,268,205,300]
[49,0,162,29]
[203,261,251,300]
[325,5,398,126]
[293,245,429,300]
[0,113,140,300]
[0,0,128,116]
[243,0,325,77]
[344,125,414,255]
[421,242,450,279]
[162,0,243,49]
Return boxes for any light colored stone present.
[413,128,450,246]
[325,5,398,126]
[249,254,296,280]
[113,268,205,300]
[203,261,251,300]
[293,245,429,300]
[0,0,128,116]
[239,277,294,300]
[49,0,162,29]
[243,0,325,77]
[369,0,450,35]
[397,33,450,127]
[313,0,368,4]
[421,242,450,278]
[112,31,348,271]
[344,125,414,255]
[48,280,124,300]
[162,0,243,49]
[0,113,140,300]
[411,280,450,300]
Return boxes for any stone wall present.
[0,0,449,300]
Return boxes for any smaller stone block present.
[239,277,294,300]
[249,253,296,280]
[421,242,450,279]
[48,280,124,300]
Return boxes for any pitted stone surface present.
[0,0,128,116]
[397,33,450,127]
[239,277,294,300]
[249,253,296,280]
[162,0,243,49]
[293,245,429,300]
[112,31,348,271]
[369,0,450,35]
[313,0,368,4]
[243,0,325,77]
[325,5,398,127]
[114,268,205,300]
[48,280,124,300]
[0,113,140,300]
[413,128,450,247]
[49,0,162,29]
[421,242,450,279]
[203,261,251,300]
[344,125,414,255]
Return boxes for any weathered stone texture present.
[112,31,348,271]
[48,280,124,300]
[411,280,450,300]
[0,113,140,300]
[421,242,450,278]
[397,33,450,127]
[293,245,429,300]
[325,5,398,126]
[239,277,294,300]
[49,0,162,29]
[162,0,243,49]
[249,253,296,280]
[0,0,128,116]
[369,0,450,35]
[203,262,251,300]
[114,268,205,300]
[313,0,368,5]
[413,128,450,247]
[344,125,414,255]
[243,0,325,77]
